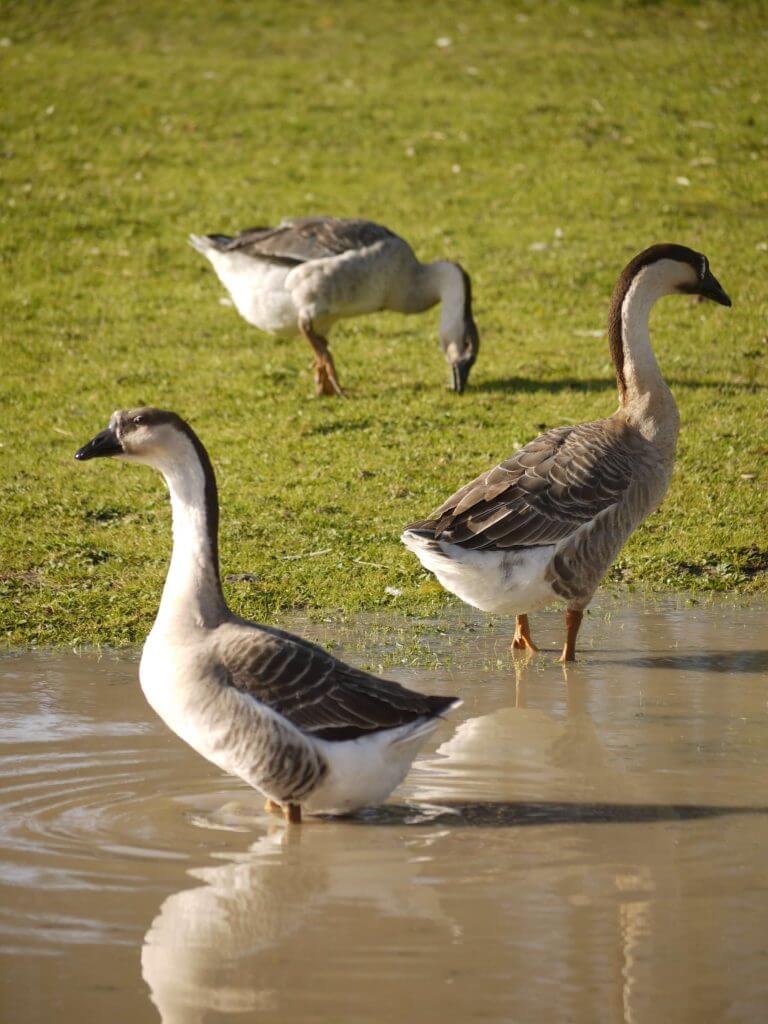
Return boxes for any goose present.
[401,243,731,662]
[75,408,460,822]
[189,216,479,396]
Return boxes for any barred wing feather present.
[222,626,455,742]
[221,217,398,264]
[409,420,643,551]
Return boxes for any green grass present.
[1,0,766,647]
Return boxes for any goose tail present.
[389,697,462,747]
[400,526,445,558]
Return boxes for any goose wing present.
[221,625,456,742]
[407,419,643,550]
[219,217,399,264]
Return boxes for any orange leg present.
[264,798,282,816]
[284,803,302,825]
[299,316,344,397]
[511,614,538,653]
[558,609,584,663]
[314,363,337,397]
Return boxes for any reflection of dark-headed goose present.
[402,244,731,661]
[189,217,479,396]
[142,826,455,1023]
[75,409,459,822]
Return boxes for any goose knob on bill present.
[189,216,479,397]
[401,243,731,662]
[75,409,460,823]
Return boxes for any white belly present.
[402,534,558,615]
[205,250,299,336]
[304,719,440,814]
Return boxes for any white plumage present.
[401,534,557,616]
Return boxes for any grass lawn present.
[1,0,766,647]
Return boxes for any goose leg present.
[308,350,335,397]
[264,798,282,816]
[284,803,302,825]
[313,360,335,397]
[298,316,344,397]
[558,609,584,663]
[511,614,538,653]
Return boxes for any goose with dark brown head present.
[401,244,731,661]
[190,216,479,396]
[76,408,460,822]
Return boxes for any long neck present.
[402,260,467,333]
[153,435,227,632]
[608,264,680,450]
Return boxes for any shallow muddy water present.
[2,595,768,1023]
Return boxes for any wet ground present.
[1,594,768,1023]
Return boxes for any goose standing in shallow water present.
[75,409,460,822]
[189,217,479,396]
[401,244,731,661]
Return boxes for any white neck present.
[617,263,680,451]
[148,438,226,633]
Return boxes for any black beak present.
[74,426,123,461]
[451,356,475,395]
[699,268,732,307]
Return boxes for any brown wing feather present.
[407,419,644,551]
[221,217,398,264]
[222,625,456,742]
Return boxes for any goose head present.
[441,265,479,394]
[75,407,194,469]
[606,244,731,407]
[675,246,731,305]
[615,243,732,307]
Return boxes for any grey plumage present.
[209,689,328,804]
[405,418,659,609]
[206,217,399,264]
[209,623,458,807]
[407,419,645,551]
[219,624,458,742]
[402,243,731,659]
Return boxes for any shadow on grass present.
[342,800,766,829]
[303,418,373,436]
[474,376,767,395]
[475,376,612,395]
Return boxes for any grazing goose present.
[75,409,460,822]
[401,244,731,661]
[189,216,479,396]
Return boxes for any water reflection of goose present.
[411,670,636,807]
[142,831,305,1022]
[141,824,455,1024]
